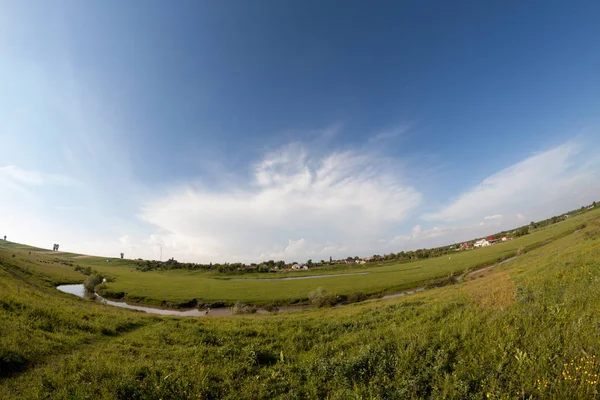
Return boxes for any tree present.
[514,226,530,237]
[307,259,313,267]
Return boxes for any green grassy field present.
[1,208,596,307]
[1,209,600,398]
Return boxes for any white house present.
[473,239,490,248]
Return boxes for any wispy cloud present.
[484,214,503,220]
[139,143,421,262]
[422,142,599,222]
[0,165,77,187]
[369,124,411,143]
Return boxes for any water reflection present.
[56,284,310,317]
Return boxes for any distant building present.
[473,239,490,248]
[291,264,308,270]
[345,257,355,264]
[459,242,470,250]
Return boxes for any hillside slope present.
[1,216,600,398]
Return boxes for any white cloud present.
[422,142,600,222]
[138,144,421,262]
[0,165,76,186]
[390,214,533,250]
[411,224,422,235]
[484,214,503,220]
[392,224,465,247]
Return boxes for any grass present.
[2,208,597,308]
[1,212,600,398]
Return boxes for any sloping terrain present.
[1,215,600,398]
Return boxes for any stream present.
[56,284,310,317]
[56,255,519,317]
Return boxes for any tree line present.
[135,201,598,273]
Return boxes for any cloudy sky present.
[1,1,599,263]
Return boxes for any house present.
[345,257,355,264]
[473,239,490,248]
[459,242,470,250]
[302,265,309,270]
[501,236,511,241]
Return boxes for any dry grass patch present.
[463,268,515,310]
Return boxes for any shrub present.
[309,287,337,307]
[347,292,367,303]
[232,302,257,315]
[263,304,280,312]
[83,274,104,292]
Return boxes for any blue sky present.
[1,1,599,262]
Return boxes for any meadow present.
[1,209,600,398]
[1,209,595,308]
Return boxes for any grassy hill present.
[1,210,600,398]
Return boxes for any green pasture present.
[2,209,600,398]
[1,208,597,306]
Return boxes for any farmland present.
[1,209,600,398]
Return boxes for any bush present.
[347,292,367,303]
[263,304,280,312]
[309,287,337,307]
[232,302,257,315]
[83,274,104,292]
